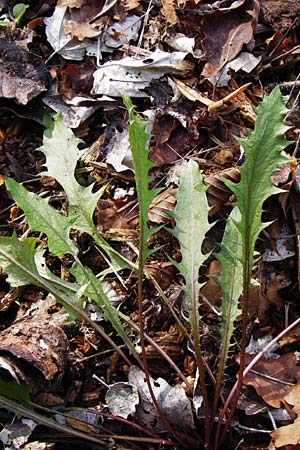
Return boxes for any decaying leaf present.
[121,0,141,11]
[161,0,179,25]
[58,0,87,6]
[92,50,187,97]
[105,382,139,418]
[209,52,261,86]
[262,224,295,262]
[44,6,88,60]
[128,366,194,432]
[242,353,300,408]
[0,419,37,450]
[204,167,240,215]
[0,25,49,104]
[105,127,134,172]
[201,0,259,78]
[269,383,300,449]
[148,188,176,223]
[55,408,103,434]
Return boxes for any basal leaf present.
[0,234,81,317]
[34,246,82,317]
[212,87,292,435]
[216,207,243,355]
[70,262,139,360]
[39,114,98,232]
[38,113,133,271]
[6,177,78,257]
[225,87,291,272]
[0,233,40,287]
[171,159,212,422]
[124,96,161,266]
[213,207,243,413]
[171,160,212,322]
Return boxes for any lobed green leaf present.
[224,87,291,272]
[124,96,162,266]
[38,113,133,272]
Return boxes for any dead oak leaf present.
[57,0,87,6]
[242,353,299,408]
[64,20,102,41]
[270,384,300,449]
[161,0,179,25]
[121,0,141,11]
[201,0,259,78]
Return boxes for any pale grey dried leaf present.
[105,382,139,418]
[164,33,195,54]
[106,128,134,172]
[128,366,194,432]
[43,95,100,128]
[262,225,295,262]
[209,52,261,86]
[102,15,141,50]
[0,26,49,104]
[0,419,37,450]
[44,6,88,60]
[91,50,187,97]
[54,409,103,434]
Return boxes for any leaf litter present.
[0,1,300,450]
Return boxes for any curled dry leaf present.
[148,188,176,223]
[242,353,300,408]
[270,383,300,449]
[204,167,240,215]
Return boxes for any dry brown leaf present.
[242,353,299,408]
[204,167,240,215]
[57,0,87,6]
[161,0,179,25]
[201,0,259,78]
[64,20,102,41]
[148,188,176,223]
[146,261,176,290]
[120,0,141,11]
[269,384,300,449]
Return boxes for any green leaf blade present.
[38,114,99,232]
[225,87,291,269]
[0,234,40,287]
[5,177,78,257]
[38,113,133,272]
[213,207,243,410]
[172,160,212,321]
[124,96,161,266]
